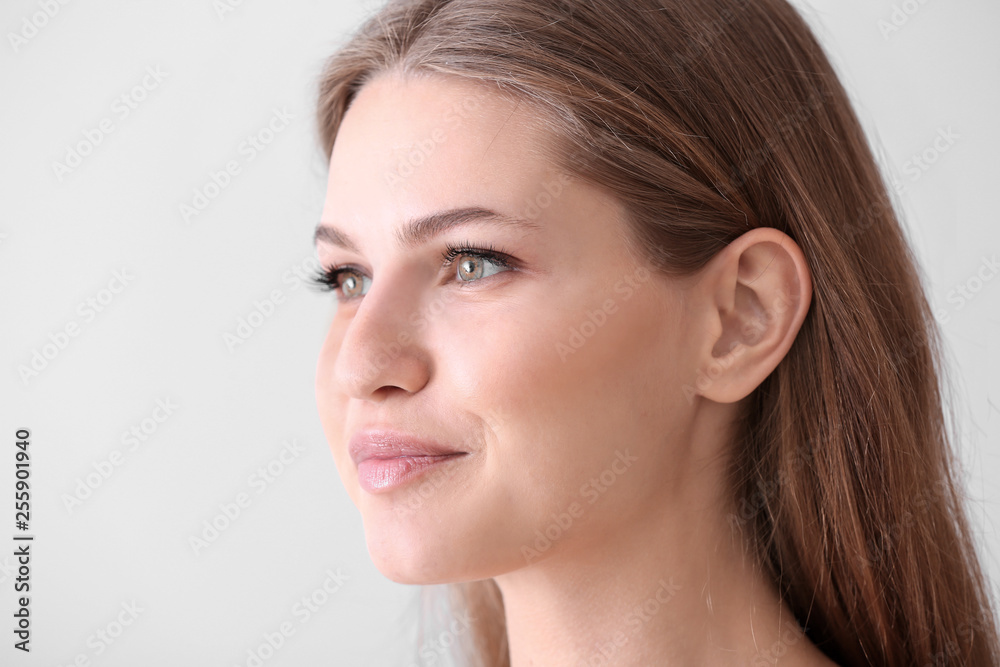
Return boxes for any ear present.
[686,227,812,404]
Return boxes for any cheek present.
[439,279,683,531]
[315,325,356,496]
[314,325,342,428]
[458,277,678,440]
[511,291,687,543]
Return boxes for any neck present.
[493,479,810,666]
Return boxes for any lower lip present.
[356,454,465,494]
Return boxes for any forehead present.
[322,71,565,233]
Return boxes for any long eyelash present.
[441,240,516,271]
[309,263,354,292]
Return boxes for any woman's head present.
[314,0,999,665]
[315,67,811,583]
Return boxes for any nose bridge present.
[332,273,429,398]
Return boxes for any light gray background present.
[1,0,997,664]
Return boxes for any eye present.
[310,242,517,303]
[310,265,372,301]
[441,241,516,284]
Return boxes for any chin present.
[361,504,516,585]
[364,523,461,585]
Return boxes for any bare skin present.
[314,69,836,666]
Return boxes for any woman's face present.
[315,71,706,584]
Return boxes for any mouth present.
[349,429,468,494]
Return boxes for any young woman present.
[311,0,1000,664]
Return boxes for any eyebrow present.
[313,207,541,252]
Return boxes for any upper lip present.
[348,428,466,466]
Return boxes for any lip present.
[349,429,467,494]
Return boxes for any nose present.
[329,274,431,401]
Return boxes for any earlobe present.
[690,227,812,404]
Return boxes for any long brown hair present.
[316,0,1000,664]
